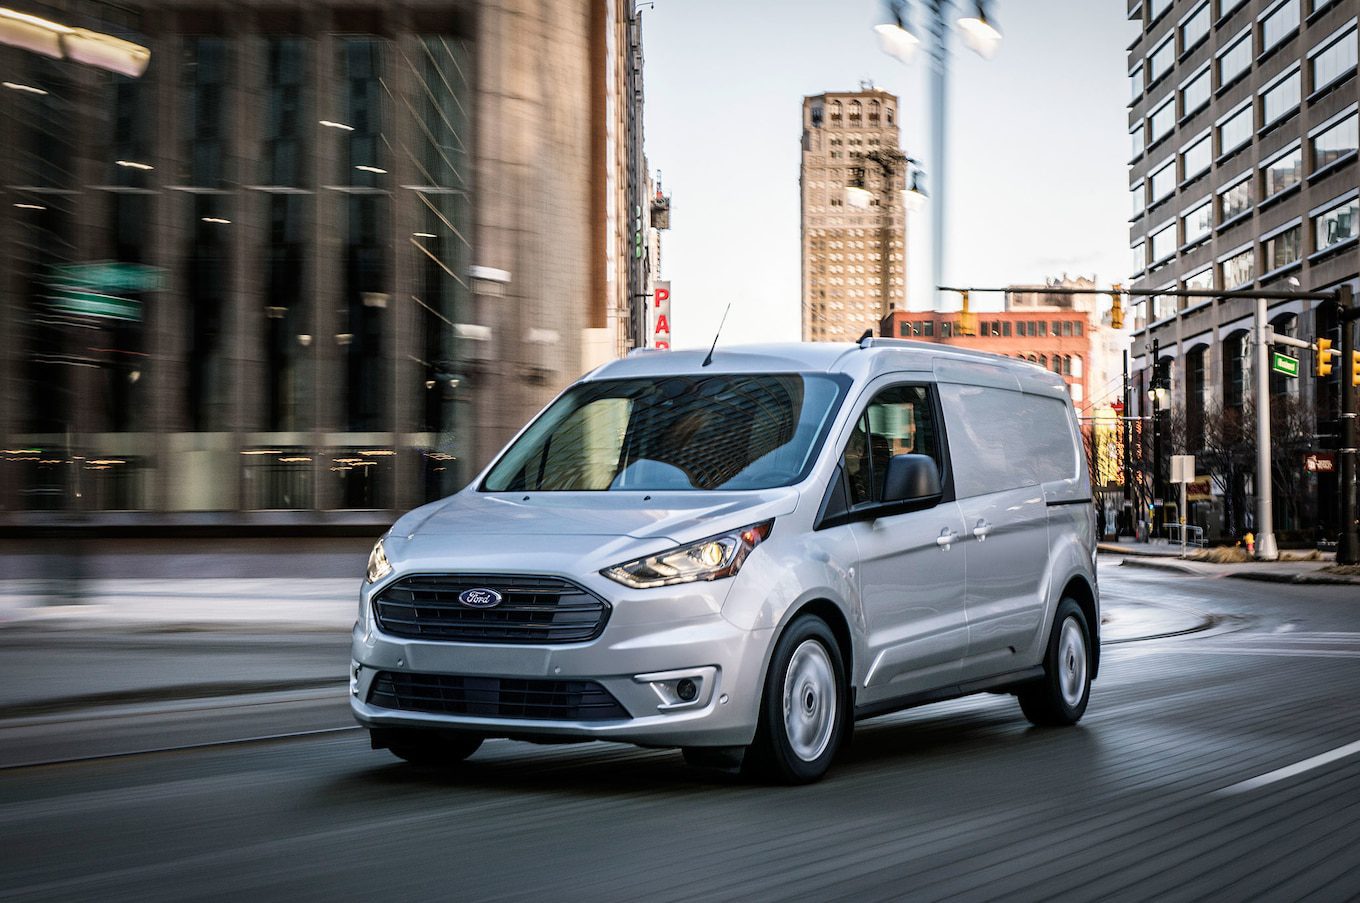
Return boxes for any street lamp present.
[876,0,1001,312]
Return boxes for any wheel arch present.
[778,597,854,689]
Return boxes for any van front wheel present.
[743,615,847,784]
[1018,598,1091,726]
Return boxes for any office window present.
[1183,199,1212,244]
[1181,3,1211,53]
[1038,321,1049,337]
[1130,64,1145,101]
[1218,30,1252,86]
[1260,0,1300,53]
[1062,321,1073,337]
[1185,267,1214,294]
[1181,65,1212,115]
[1150,158,1176,200]
[1221,247,1255,287]
[1310,28,1356,93]
[923,320,934,337]
[1264,223,1302,270]
[1151,220,1178,261]
[1261,69,1301,125]
[1149,36,1175,83]
[1002,321,1012,337]
[1314,196,1359,251]
[1150,0,1173,21]
[1132,181,1146,216]
[1132,241,1147,273]
[1218,104,1253,155]
[1132,123,1146,158]
[1219,178,1252,221]
[1152,292,1178,321]
[1149,97,1175,143]
[1220,0,1248,17]
[1263,145,1303,197]
[1311,112,1358,170]
[1182,133,1211,180]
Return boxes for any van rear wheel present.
[1018,598,1091,727]
[742,615,847,784]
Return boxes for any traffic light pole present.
[1339,285,1358,565]
[1253,296,1279,561]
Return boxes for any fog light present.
[633,666,718,711]
[350,661,362,697]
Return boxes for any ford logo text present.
[458,588,503,608]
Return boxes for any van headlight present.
[602,521,773,589]
[366,537,393,584]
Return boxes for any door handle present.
[972,519,991,541]
[936,528,958,548]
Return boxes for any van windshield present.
[481,373,846,492]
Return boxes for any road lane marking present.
[1216,739,1360,795]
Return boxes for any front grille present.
[373,574,610,643]
[367,672,629,722]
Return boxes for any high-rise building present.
[801,88,907,343]
[1127,0,1358,543]
[0,0,650,532]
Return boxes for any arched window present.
[869,100,881,123]
[1071,355,1084,378]
[1039,354,1048,368]
[829,101,842,123]
[1223,330,1248,409]
[848,100,862,123]
[1186,345,1207,452]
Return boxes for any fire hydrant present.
[1245,532,1255,556]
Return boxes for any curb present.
[1117,557,1205,576]
[1225,571,1360,586]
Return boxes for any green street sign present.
[46,290,142,321]
[50,262,163,293]
[1271,351,1300,377]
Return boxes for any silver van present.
[351,339,1099,783]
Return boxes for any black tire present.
[1018,598,1091,727]
[742,615,848,785]
[386,731,484,766]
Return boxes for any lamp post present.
[846,151,927,322]
[875,0,999,312]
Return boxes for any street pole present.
[1339,285,1358,565]
[1150,337,1161,541]
[1123,349,1132,537]
[926,0,947,313]
[1254,295,1279,560]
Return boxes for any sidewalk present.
[1098,541,1360,585]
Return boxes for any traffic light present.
[1110,283,1124,330]
[1317,338,1334,378]
[1352,349,1360,388]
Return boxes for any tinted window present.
[482,374,845,491]
[939,384,1077,497]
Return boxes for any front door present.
[829,382,969,706]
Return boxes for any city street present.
[1,560,1358,901]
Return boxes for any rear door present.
[937,382,1063,682]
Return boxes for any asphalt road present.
[2,562,1359,901]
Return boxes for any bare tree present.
[1199,403,1253,539]
[1249,394,1315,532]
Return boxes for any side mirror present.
[881,453,942,503]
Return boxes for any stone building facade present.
[800,87,908,343]
[0,0,647,532]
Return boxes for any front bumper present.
[350,578,773,748]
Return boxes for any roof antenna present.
[702,303,731,367]
[858,328,874,348]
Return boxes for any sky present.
[641,0,1142,347]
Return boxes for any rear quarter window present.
[939,384,1077,498]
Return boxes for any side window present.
[842,384,941,506]
[938,384,1077,498]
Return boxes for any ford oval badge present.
[458,588,503,609]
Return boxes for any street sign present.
[1271,351,1299,377]
[1170,454,1196,483]
[1303,452,1336,473]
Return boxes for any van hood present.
[399,488,800,544]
